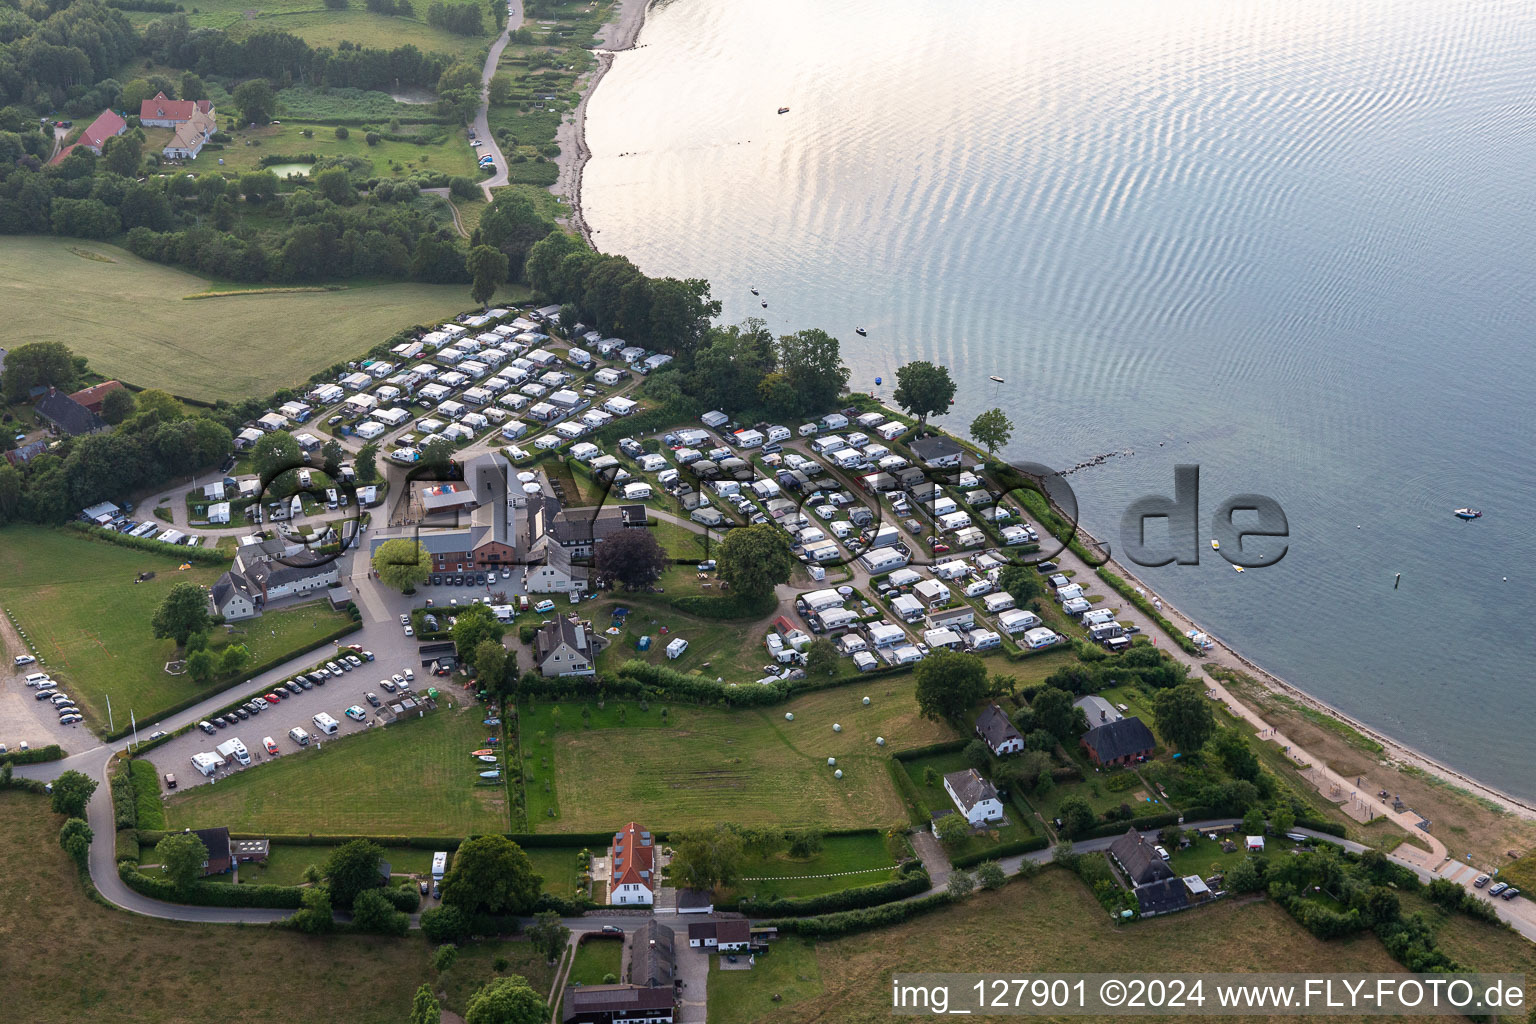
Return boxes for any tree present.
[365,131,381,146]
[466,244,510,307]
[421,904,471,944]
[1227,856,1266,893]
[152,582,211,646]
[452,603,503,657]
[474,638,508,689]
[218,643,250,676]
[669,824,745,891]
[947,869,975,897]
[289,885,335,933]
[923,766,939,788]
[315,166,355,205]
[101,131,142,177]
[478,189,554,278]
[410,985,442,1024]
[357,441,379,483]
[118,78,156,113]
[1242,806,1266,837]
[525,910,569,961]
[1028,686,1082,742]
[250,429,301,479]
[934,813,969,846]
[804,637,840,677]
[1057,795,1096,838]
[59,817,93,867]
[773,328,850,416]
[432,943,460,973]
[592,527,668,591]
[99,387,136,425]
[441,835,542,916]
[975,860,1007,890]
[892,360,956,428]
[185,649,216,682]
[1270,803,1296,838]
[997,565,1043,607]
[488,72,514,105]
[969,407,1013,457]
[1206,728,1260,782]
[786,828,823,858]
[1153,684,1216,752]
[156,830,209,891]
[352,888,407,934]
[323,838,385,908]
[716,523,794,600]
[912,649,987,721]
[232,79,276,125]
[320,438,344,477]
[372,539,432,592]
[963,738,991,772]
[179,72,207,101]
[2,341,77,403]
[464,976,548,1024]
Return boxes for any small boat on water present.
[855,327,867,336]
[1454,508,1482,520]
[1233,565,1244,573]
[761,300,768,308]
[476,754,498,763]
[470,748,494,757]
[989,375,1005,383]
[1210,539,1220,550]
[777,106,790,114]
[750,287,758,295]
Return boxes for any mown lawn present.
[524,844,587,898]
[216,843,435,887]
[567,936,623,986]
[161,704,508,835]
[438,941,556,1019]
[521,679,957,832]
[2,237,493,402]
[726,832,899,901]
[0,790,435,1024]
[185,120,481,180]
[709,937,823,1024]
[899,750,1037,860]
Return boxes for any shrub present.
[765,892,953,937]
[129,759,167,830]
[421,904,471,944]
[334,126,350,140]
[736,871,929,917]
[0,743,66,766]
[950,836,1049,869]
[365,132,381,146]
[118,863,303,908]
[384,884,421,912]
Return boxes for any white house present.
[942,769,1004,825]
[607,822,655,906]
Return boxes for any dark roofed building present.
[533,615,602,677]
[1108,828,1176,887]
[190,826,233,875]
[675,888,714,913]
[627,920,675,989]
[686,919,750,950]
[909,434,965,468]
[1081,716,1157,766]
[34,387,108,436]
[561,983,674,1024]
[532,493,647,557]
[974,703,1024,756]
[1135,876,1191,916]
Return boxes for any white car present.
[404,625,414,636]
[13,654,36,666]
[471,139,482,147]
[403,668,415,681]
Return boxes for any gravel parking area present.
[143,662,422,793]
[0,663,88,752]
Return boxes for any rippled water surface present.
[582,0,1536,796]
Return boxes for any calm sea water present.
[581,0,1536,797]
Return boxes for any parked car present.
[345,705,367,722]
[1489,882,1509,896]
[198,720,216,734]
[362,650,375,662]
[400,614,410,625]
[232,707,251,720]
[600,924,623,934]
[263,737,279,755]
[59,714,84,725]
[365,692,381,707]
[381,679,397,693]
[284,681,303,695]
[13,654,36,666]
[266,691,285,703]
[1035,560,1059,573]
[296,677,314,690]
[404,625,414,636]
[251,698,269,710]
[163,772,177,789]
[1474,873,1491,888]
[391,673,405,687]
[403,668,415,681]
[345,655,362,668]
[1502,887,1521,900]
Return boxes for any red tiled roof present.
[68,380,124,414]
[79,109,127,150]
[139,92,212,123]
[49,143,81,166]
[610,821,654,891]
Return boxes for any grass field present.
[122,0,494,59]
[524,844,586,897]
[437,941,556,1019]
[709,938,823,1024]
[727,832,898,901]
[161,703,508,835]
[182,120,481,180]
[520,679,958,832]
[0,527,343,726]
[567,936,623,986]
[764,871,1453,1024]
[1,790,435,1024]
[2,237,493,402]
[206,843,435,886]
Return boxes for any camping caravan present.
[312,712,339,735]
[701,410,729,428]
[800,588,845,613]
[982,591,1016,614]
[998,609,1043,634]
[858,548,909,575]
[432,851,448,880]
[1022,627,1062,650]
[215,737,251,766]
[190,752,225,777]
[622,482,652,500]
[666,637,689,659]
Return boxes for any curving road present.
[473,2,521,199]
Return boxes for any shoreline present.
[1059,517,1536,822]
[552,0,651,247]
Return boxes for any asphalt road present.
[472,2,520,198]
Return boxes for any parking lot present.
[1,657,88,752]
[143,652,425,794]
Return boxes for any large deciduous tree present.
[668,824,745,892]
[99,387,136,425]
[912,649,988,721]
[452,602,502,653]
[477,189,554,279]
[525,911,569,961]
[59,817,93,867]
[593,527,668,592]
[463,976,548,1024]
[372,539,432,592]
[969,407,1013,457]
[50,770,98,818]
[101,131,142,177]
[250,430,301,479]
[1028,685,1082,742]
[440,835,541,916]
[2,341,78,403]
[716,523,793,601]
[153,582,211,646]
[323,838,385,909]
[997,565,1044,607]
[773,328,850,416]
[410,985,442,1024]
[156,830,209,891]
[466,244,509,307]
[892,360,956,428]
[1153,684,1216,753]
[232,79,275,125]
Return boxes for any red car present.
[930,541,950,553]
[266,691,285,702]
[263,737,280,755]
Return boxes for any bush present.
[334,126,350,140]
[765,892,953,937]
[129,759,167,830]
[735,870,929,917]
[365,132,381,146]
[118,863,304,908]
[384,884,421,912]
[949,836,1049,869]
[420,904,471,943]
[0,743,66,766]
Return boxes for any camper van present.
[289,727,311,746]
[312,712,340,735]
[432,851,448,880]
[190,752,225,777]
[215,737,251,766]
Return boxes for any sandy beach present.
[552,0,651,245]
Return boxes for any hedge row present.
[734,868,928,916]
[1077,811,1184,841]
[1296,818,1348,839]
[115,828,140,863]
[764,891,953,937]
[0,743,65,766]
[128,759,167,831]
[64,522,227,565]
[107,619,363,740]
[950,836,1049,869]
[666,590,777,621]
[136,830,615,850]
[885,759,931,829]
[118,863,305,908]
[891,738,971,762]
